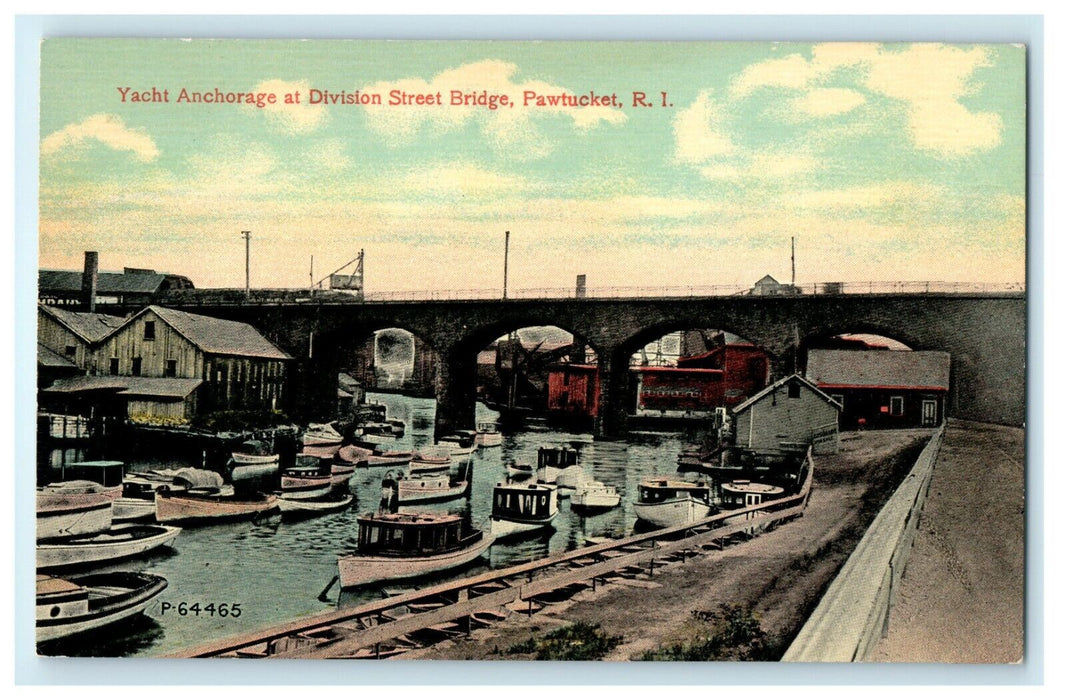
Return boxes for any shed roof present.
[133,306,291,360]
[37,343,78,369]
[39,269,168,295]
[806,349,950,391]
[731,374,842,414]
[43,375,202,399]
[38,304,127,343]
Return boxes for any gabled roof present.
[754,274,780,286]
[135,306,292,360]
[38,304,127,343]
[731,374,842,414]
[806,349,950,391]
[37,343,78,369]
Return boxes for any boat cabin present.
[440,431,476,448]
[537,446,579,470]
[356,512,476,557]
[492,482,558,521]
[288,454,330,477]
[477,422,499,433]
[637,478,711,504]
[719,480,784,509]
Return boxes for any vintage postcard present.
[33,38,1026,663]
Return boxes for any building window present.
[64,345,76,357]
[109,358,119,375]
[131,357,142,376]
[144,321,155,340]
[890,396,904,416]
[788,381,801,399]
[165,359,177,377]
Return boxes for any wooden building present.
[38,266,194,307]
[546,364,600,419]
[40,304,291,422]
[676,335,770,407]
[805,349,950,429]
[37,304,126,371]
[633,366,723,418]
[730,374,841,456]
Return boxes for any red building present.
[633,367,724,418]
[676,340,769,407]
[546,364,600,419]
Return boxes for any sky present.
[38,40,1027,293]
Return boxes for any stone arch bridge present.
[138,292,1025,438]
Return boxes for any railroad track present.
[170,453,813,659]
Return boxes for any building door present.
[922,400,938,426]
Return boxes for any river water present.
[38,393,692,657]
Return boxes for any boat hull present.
[338,533,495,588]
[633,497,712,528]
[490,511,558,538]
[155,492,279,524]
[111,497,156,523]
[231,453,280,465]
[37,501,114,541]
[36,572,168,643]
[277,494,353,515]
[396,482,468,504]
[475,432,502,448]
[571,490,621,511]
[36,525,182,570]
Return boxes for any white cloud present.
[399,164,529,198]
[673,90,736,164]
[728,43,1003,157]
[41,114,159,161]
[697,151,819,182]
[252,79,329,134]
[360,60,626,155]
[790,88,866,117]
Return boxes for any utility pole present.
[503,230,510,300]
[242,230,251,298]
[791,236,796,288]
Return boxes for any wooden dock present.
[169,451,814,659]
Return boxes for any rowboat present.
[490,482,559,538]
[277,492,353,517]
[409,447,453,474]
[36,524,182,570]
[633,477,714,528]
[231,439,279,465]
[437,431,476,457]
[337,512,494,588]
[301,422,344,448]
[155,489,278,525]
[36,572,168,643]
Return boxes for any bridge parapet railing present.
[157,281,1024,306]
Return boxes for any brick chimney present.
[81,251,98,312]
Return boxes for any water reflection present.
[37,391,685,657]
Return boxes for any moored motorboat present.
[334,444,372,468]
[383,464,472,505]
[474,422,502,448]
[533,445,581,485]
[571,481,621,512]
[301,422,344,448]
[231,439,280,465]
[36,524,182,570]
[368,451,413,467]
[37,481,122,541]
[505,461,534,479]
[36,571,168,643]
[633,477,714,528]
[330,463,356,491]
[437,431,477,457]
[279,454,333,501]
[337,512,494,588]
[409,447,453,474]
[490,482,559,538]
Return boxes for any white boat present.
[474,422,502,448]
[337,512,494,588]
[534,445,581,485]
[409,447,453,474]
[437,431,477,457]
[556,466,593,490]
[330,463,356,490]
[506,461,534,479]
[231,439,279,465]
[490,482,559,537]
[36,524,182,570]
[571,481,621,511]
[633,477,714,528]
[277,492,353,516]
[301,422,344,447]
[111,496,157,524]
[37,481,122,541]
[279,454,333,501]
[36,572,168,643]
[383,465,471,505]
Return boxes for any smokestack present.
[81,251,98,312]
